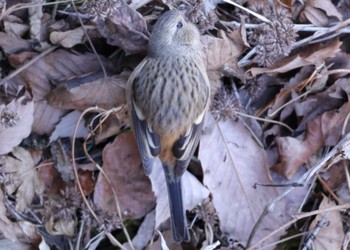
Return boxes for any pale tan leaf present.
[50,26,93,48]
[199,113,289,246]
[0,96,34,155]
[0,147,44,212]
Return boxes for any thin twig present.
[247,203,350,249]
[246,132,350,248]
[235,111,293,133]
[223,0,272,24]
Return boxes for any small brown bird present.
[127,10,210,243]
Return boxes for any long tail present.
[163,164,189,243]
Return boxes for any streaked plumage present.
[127,10,210,243]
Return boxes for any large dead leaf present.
[248,39,342,76]
[6,49,115,134]
[149,159,210,230]
[199,113,289,246]
[7,49,115,101]
[46,72,128,110]
[94,132,155,220]
[0,96,34,154]
[308,195,344,249]
[0,147,44,212]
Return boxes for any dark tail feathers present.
[164,166,189,243]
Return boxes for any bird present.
[127,9,210,243]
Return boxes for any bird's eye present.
[176,21,183,29]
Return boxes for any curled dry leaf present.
[46,72,128,110]
[273,118,324,178]
[308,195,344,249]
[50,26,93,48]
[248,38,342,77]
[94,1,149,55]
[28,0,43,41]
[0,96,34,155]
[94,132,155,220]
[301,0,342,26]
[0,147,44,212]
[199,113,289,246]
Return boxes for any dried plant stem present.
[70,0,108,79]
[72,106,133,250]
[248,203,350,249]
[0,0,76,20]
[236,18,350,67]
[246,132,350,248]
[257,232,307,250]
[222,21,350,33]
[235,111,293,133]
[223,0,272,24]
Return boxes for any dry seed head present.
[249,6,297,67]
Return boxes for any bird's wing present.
[172,66,210,176]
[128,60,161,175]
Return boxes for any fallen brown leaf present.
[47,71,128,110]
[93,132,155,220]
